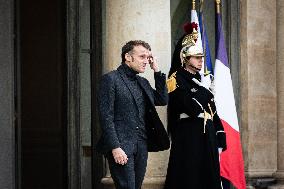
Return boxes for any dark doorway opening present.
[18,0,67,188]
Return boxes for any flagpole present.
[200,0,208,74]
[200,0,203,11]
[192,0,196,10]
[216,0,221,14]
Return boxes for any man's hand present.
[112,147,128,165]
[148,52,160,72]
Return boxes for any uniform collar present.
[179,67,201,82]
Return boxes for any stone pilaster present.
[102,1,171,188]
[270,0,284,188]
[240,0,277,187]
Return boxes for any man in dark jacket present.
[97,40,170,189]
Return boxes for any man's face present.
[125,45,149,73]
[186,56,203,72]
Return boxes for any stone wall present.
[240,0,284,188]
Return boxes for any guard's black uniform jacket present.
[164,67,227,189]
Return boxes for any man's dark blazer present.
[96,64,170,154]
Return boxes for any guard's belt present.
[179,112,212,120]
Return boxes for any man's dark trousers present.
[107,139,148,189]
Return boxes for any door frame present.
[66,0,103,188]
[90,0,104,188]
[66,0,81,188]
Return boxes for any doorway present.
[18,0,67,188]
[17,0,104,188]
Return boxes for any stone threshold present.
[101,176,166,189]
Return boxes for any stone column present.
[270,0,284,188]
[102,1,171,188]
[240,0,277,188]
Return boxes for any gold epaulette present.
[166,71,177,93]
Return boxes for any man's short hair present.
[121,40,151,62]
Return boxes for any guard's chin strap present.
[188,64,201,72]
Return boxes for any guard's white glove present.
[202,74,215,95]
[200,74,212,89]
[192,77,214,95]
[218,148,223,154]
[218,148,223,162]
[209,78,215,96]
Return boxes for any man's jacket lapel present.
[137,77,155,107]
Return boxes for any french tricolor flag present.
[214,11,246,189]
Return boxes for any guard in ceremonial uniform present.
[164,23,227,189]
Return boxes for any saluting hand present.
[148,52,160,72]
[112,147,128,165]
